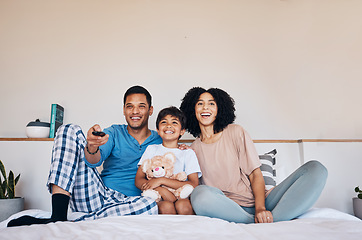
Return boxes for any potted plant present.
[353,186,362,220]
[0,160,24,222]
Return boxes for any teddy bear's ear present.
[164,152,176,164]
[142,159,150,173]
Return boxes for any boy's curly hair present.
[180,87,235,138]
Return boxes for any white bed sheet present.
[1,208,361,240]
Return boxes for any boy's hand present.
[155,187,177,202]
[141,178,163,190]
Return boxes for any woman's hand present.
[177,144,191,150]
[249,168,273,223]
[255,209,273,223]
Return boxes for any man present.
[8,86,162,227]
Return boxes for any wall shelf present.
[0,138,54,141]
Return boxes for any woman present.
[180,87,327,223]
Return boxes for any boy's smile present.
[157,115,185,147]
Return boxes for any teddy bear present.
[141,152,194,202]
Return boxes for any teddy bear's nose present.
[155,167,159,171]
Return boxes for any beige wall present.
[1,0,362,139]
[1,1,361,217]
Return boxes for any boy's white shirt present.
[138,144,202,178]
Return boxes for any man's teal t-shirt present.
[84,124,162,196]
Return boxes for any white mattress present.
[1,208,361,240]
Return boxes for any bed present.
[1,208,361,239]
[1,148,361,239]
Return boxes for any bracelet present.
[86,145,99,155]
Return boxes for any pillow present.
[297,208,361,221]
[259,149,277,190]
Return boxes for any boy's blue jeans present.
[190,160,328,223]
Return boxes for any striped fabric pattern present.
[47,124,158,221]
[259,149,277,190]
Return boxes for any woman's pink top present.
[191,124,266,207]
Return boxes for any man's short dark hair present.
[156,106,186,130]
[123,85,152,106]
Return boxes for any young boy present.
[135,106,201,215]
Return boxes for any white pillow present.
[297,208,361,221]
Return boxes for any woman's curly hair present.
[180,87,235,138]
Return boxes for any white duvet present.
[1,208,361,240]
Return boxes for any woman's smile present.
[195,92,218,126]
